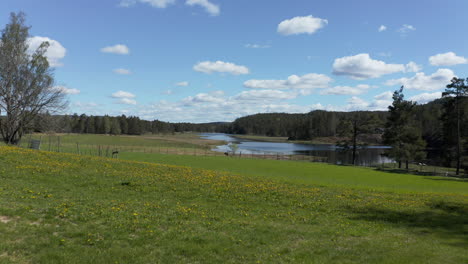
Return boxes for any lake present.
[200,133,393,166]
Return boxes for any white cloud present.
[333,53,405,79]
[234,89,297,101]
[277,15,328,36]
[100,44,130,55]
[113,68,132,75]
[244,73,332,90]
[186,0,220,16]
[135,90,322,122]
[368,99,392,111]
[110,90,138,105]
[49,86,80,95]
[320,84,372,95]
[182,91,226,105]
[72,101,102,114]
[405,61,422,73]
[429,52,468,66]
[27,36,66,67]
[374,91,393,101]
[378,25,387,32]
[119,0,175,8]
[398,24,416,35]
[245,44,271,49]
[409,92,442,104]
[175,81,189,87]
[117,98,137,105]
[345,96,370,111]
[385,69,455,91]
[112,90,136,99]
[193,61,249,75]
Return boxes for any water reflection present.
[200,133,393,166]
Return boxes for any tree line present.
[1,12,467,174]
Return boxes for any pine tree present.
[336,112,380,165]
[442,77,468,175]
[383,87,426,169]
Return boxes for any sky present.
[1,0,467,123]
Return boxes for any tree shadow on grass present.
[346,200,468,248]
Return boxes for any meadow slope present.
[0,146,467,263]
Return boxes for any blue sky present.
[1,0,467,122]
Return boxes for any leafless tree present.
[0,12,66,145]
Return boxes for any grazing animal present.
[224,152,229,156]
[112,150,119,158]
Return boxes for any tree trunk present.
[456,94,461,175]
[406,160,409,170]
[352,120,357,166]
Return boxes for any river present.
[200,133,393,166]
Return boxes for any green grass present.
[21,133,226,157]
[0,146,467,263]
[28,133,217,149]
[120,152,468,195]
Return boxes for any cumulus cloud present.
[405,61,422,73]
[100,44,130,55]
[277,15,328,36]
[111,90,137,104]
[409,92,442,104]
[244,73,332,90]
[193,61,249,75]
[135,90,322,122]
[27,36,66,67]
[385,69,455,91]
[344,96,370,111]
[113,68,132,75]
[429,52,468,66]
[119,0,175,8]
[182,91,225,105]
[333,53,405,79]
[378,25,387,32]
[374,91,393,101]
[112,90,136,99]
[175,81,189,87]
[234,90,297,101]
[117,98,137,105]
[320,84,372,95]
[49,86,80,95]
[186,0,220,16]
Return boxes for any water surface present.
[201,133,392,166]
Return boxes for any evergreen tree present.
[336,112,380,165]
[85,116,95,134]
[110,118,121,135]
[383,87,425,169]
[442,77,468,175]
[101,115,111,134]
[119,115,129,134]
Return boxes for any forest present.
[28,83,468,173]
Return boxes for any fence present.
[18,136,467,178]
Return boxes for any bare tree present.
[0,12,66,145]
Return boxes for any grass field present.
[23,133,225,156]
[0,146,467,263]
[120,152,468,195]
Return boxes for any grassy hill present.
[0,146,467,263]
